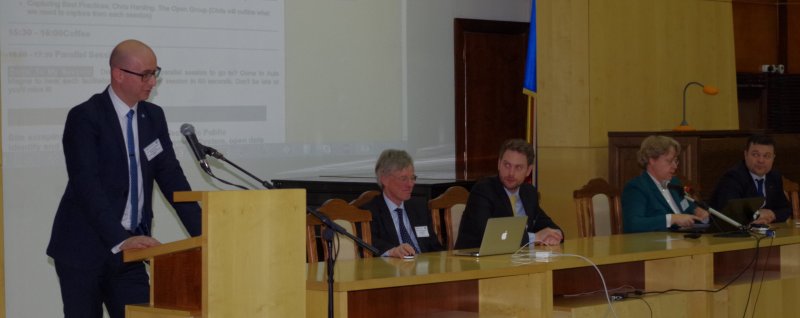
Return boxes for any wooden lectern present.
[123,189,306,318]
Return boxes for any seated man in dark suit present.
[710,134,791,224]
[454,139,562,249]
[362,149,443,258]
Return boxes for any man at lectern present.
[363,149,443,258]
[710,134,791,224]
[46,39,202,318]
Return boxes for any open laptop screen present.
[454,216,527,257]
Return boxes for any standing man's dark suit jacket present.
[454,176,561,250]
[710,161,791,223]
[362,195,443,255]
[47,88,202,268]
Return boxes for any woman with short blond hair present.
[621,135,709,233]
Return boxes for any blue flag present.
[523,0,537,95]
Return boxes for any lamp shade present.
[702,85,719,95]
[674,82,719,131]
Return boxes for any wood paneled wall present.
[788,3,800,73]
[733,0,800,74]
[733,0,780,73]
[536,0,739,238]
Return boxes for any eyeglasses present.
[120,67,161,82]
[661,157,679,165]
[392,174,418,183]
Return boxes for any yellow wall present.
[537,0,739,238]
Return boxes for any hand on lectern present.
[120,236,161,251]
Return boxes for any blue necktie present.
[126,110,139,231]
[395,208,419,253]
[756,178,765,197]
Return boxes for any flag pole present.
[523,0,538,188]
[526,93,537,188]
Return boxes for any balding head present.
[108,39,159,106]
[109,39,155,69]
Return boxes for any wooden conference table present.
[306,225,800,318]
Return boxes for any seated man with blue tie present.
[710,134,791,224]
[362,149,443,258]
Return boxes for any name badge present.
[144,139,164,161]
[680,198,689,211]
[414,226,430,238]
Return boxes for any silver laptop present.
[454,217,527,257]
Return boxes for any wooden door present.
[454,18,529,180]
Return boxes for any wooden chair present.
[782,176,800,223]
[428,186,470,250]
[306,199,373,262]
[573,178,622,237]
[349,190,381,208]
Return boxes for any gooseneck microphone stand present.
[204,147,274,189]
[682,192,751,237]
[202,146,379,318]
[306,208,379,318]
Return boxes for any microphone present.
[180,123,211,174]
[307,207,379,256]
[181,124,274,189]
[670,183,744,229]
[204,145,223,159]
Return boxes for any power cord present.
[510,232,771,318]
[553,253,620,318]
[639,233,770,318]
[510,245,618,317]
[748,235,774,318]
[628,293,654,317]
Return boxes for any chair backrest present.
[573,178,622,237]
[349,190,381,208]
[306,199,373,262]
[782,176,800,223]
[428,186,470,250]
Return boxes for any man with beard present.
[455,139,562,249]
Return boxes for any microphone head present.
[180,123,195,135]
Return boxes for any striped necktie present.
[395,208,419,253]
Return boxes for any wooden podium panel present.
[125,189,306,318]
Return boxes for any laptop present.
[711,197,766,233]
[454,217,527,257]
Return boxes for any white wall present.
[2,0,530,316]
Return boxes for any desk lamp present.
[674,81,719,131]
